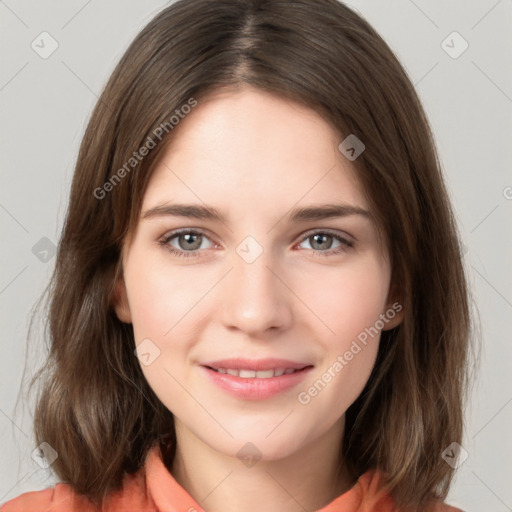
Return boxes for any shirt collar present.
[145,444,392,512]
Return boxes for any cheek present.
[124,249,209,340]
[123,246,218,394]
[294,253,390,346]
[123,250,203,408]
[294,254,389,404]
[296,274,387,422]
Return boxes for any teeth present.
[214,368,298,378]
[239,369,257,378]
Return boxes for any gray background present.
[1,1,511,510]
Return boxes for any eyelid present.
[295,227,355,245]
[159,228,219,248]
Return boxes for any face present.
[114,86,402,462]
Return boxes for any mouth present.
[199,359,314,400]
[204,366,309,378]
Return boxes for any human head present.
[32,0,470,509]
[112,82,402,492]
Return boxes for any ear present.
[382,280,404,331]
[112,273,132,324]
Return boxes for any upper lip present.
[201,358,312,371]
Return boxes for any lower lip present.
[200,366,313,400]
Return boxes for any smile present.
[200,364,313,400]
[209,368,300,378]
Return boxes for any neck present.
[169,417,356,512]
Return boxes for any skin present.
[114,86,403,512]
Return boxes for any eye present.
[296,230,353,257]
[159,229,215,258]
[159,228,353,259]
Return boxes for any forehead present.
[142,87,367,217]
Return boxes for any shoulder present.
[353,470,464,512]
[425,501,464,512]
[1,483,98,512]
[1,471,153,512]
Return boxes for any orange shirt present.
[1,445,462,512]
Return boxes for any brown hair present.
[26,0,474,510]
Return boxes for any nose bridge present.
[220,235,291,335]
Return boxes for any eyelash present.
[158,228,354,259]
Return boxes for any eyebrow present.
[142,203,371,223]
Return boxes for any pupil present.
[312,234,331,250]
[181,233,201,250]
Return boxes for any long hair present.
[27,0,473,509]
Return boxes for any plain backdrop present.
[1,1,511,510]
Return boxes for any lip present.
[200,358,314,400]
[201,358,310,371]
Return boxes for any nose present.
[219,246,293,337]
